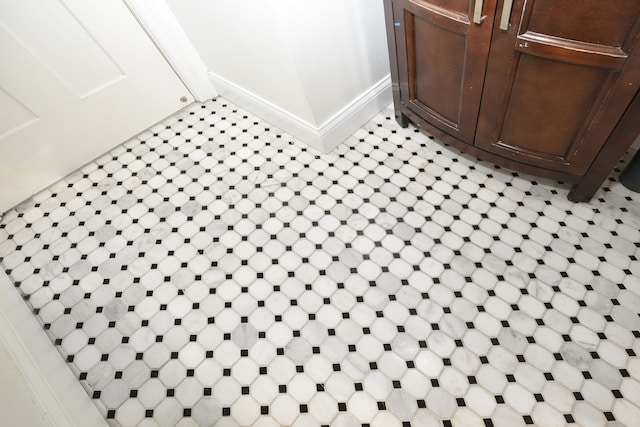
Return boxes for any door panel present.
[393,0,496,143]
[0,0,192,212]
[1,0,123,98]
[413,18,466,124]
[0,88,37,137]
[0,23,76,115]
[527,0,639,47]
[499,56,609,161]
[475,0,640,174]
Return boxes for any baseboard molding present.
[0,270,106,427]
[208,73,324,151]
[317,76,392,152]
[208,72,392,153]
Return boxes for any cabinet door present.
[392,0,496,144]
[475,0,640,175]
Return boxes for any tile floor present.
[1,97,640,427]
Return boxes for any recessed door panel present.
[475,0,640,174]
[413,18,466,125]
[499,56,609,160]
[393,0,496,144]
[0,88,37,138]
[0,23,76,114]
[528,0,640,47]
[0,0,191,212]
[0,0,123,98]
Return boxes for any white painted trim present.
[208,72,325,152]
[124,0,217,102]
[317,76,392,152]
[0,270,106,427]
[209,72,392,153]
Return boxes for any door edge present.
[123,0,218,102]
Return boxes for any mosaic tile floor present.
[1,97,640,427]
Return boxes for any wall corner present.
[317,76,392,153]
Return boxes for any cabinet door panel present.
[413,19,466,124]
[499,56,609,160]
[393,0,496,143]
[528,0,640,47]
[476,0,640,174]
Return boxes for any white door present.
[0,0,193,212]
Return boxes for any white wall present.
[269,1,390,125]
[165,0,391,152]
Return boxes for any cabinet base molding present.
[395,91,640,203]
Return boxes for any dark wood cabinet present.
[384,0,640,201]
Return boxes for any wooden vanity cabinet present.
[384,0,640,201]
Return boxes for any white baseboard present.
[208,72,392,153]
[0,270,106,427]
[317,76,392,152]
[208,72,325,151]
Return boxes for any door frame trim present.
[123,0,218,102]
[0,268,108,427]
